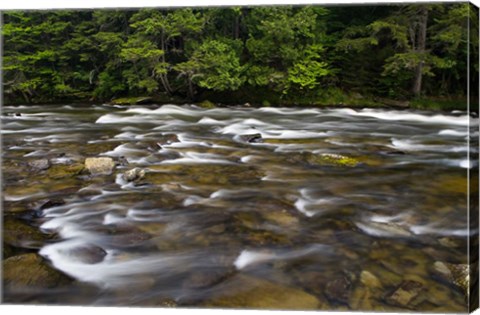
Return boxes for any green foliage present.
[176,39,244,91]
[1,4,473,106]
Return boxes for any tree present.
[244,6,331,95]
[174,39,244,99]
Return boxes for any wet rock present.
[385,280,425,308]
[205,224,226,234]
[30,198,66,211]
[146,164,263,187]
[157,298,178,307]
[433,261,469,298]
[438,237,464,249]
[263,210,299,228]
[85,157,115,175]
[60,245,107,264]
[123,168,146,182]
[2,112,21,117]
[239,133,263,143]
[183,269,233,289]
[3,243,14,259]
[108,227,152,248]
[294,271,328,297]
[110,96,152,105]
[3,218,51,249]
[156,134,180,146]
[197,100,216,109]
[136,222,168,236]
[81,141,119,156]
[350,286,375,310]
[203,274,320,310]
[3,253,72,289]
[355,221,412,238]
[118,156,129,166]
[383,150,406,156]
[360,270,382,289]
[28,159,51,171]
[325,276,352,305]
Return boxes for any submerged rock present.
[203,274,320,310]
[123,168,146,182]
[85,157,115,175]
[60,244,107,264]
[183,268,233,289]
[438,237,464,249]
[239,133,263,143]
[3,253,72,290]
[28,159,51,171]
[433,261,469,298]
[385,280,425,308]
[325,276,352,305]
[360,270,382,289]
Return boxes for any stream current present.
[1,104,478,311]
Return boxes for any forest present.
[2,3,479,109]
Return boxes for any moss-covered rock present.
[47,163,85,179]
[305,153,360,167]
[3,253,72,289]
[202,274,320,310]
[197,100,216,109]
[110,96,152,105]
[3,217,52,249]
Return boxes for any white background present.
[0,1,479,315]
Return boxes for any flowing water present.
[1,104,478,311]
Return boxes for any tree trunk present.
[187,74,195,100]
[159,32,173,95]
[412,6,428,96]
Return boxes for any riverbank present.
[3,94,472,113]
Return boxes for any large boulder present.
[3,253,72,290]
[84,157,115,175]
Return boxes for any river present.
[1,104,478,311]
